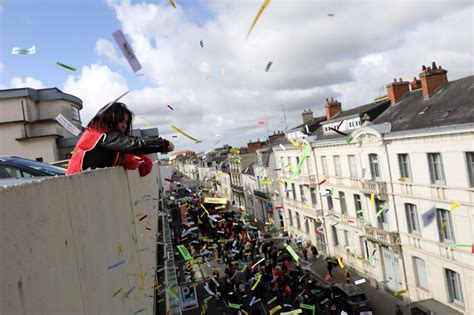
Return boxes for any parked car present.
[0,156,66,178]
[331,283,372,315]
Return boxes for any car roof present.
[334,283,365,296]
[0,177,45,187]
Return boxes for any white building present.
[274,62,473,314]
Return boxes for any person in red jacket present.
[66,101,173,176]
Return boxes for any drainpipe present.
[383,135,410,303]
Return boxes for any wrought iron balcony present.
[254,189,271,200]
[358,180,388,198]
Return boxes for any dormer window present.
[71,106,80,121]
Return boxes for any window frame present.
[445,268,464,305]
[405,203,420,234]
[332,225,339,246]
[71,105,81,122]
[368,153,380,180]
[310,188,318,207]
[437,208,455,243]
[288,209,293,226]
[321,156,328,175]
[327,195,334,210]
[339,191,347,214]
[348,155,357,178]
[465,152,474,187]
[427,153,446,184]
[398,153,412,180]
[334,155,342,177]
[413,257,429,290]
[354,194,363,218]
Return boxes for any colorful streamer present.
[171,124,202,143]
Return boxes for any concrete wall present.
[0,166,159,315]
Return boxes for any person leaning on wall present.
[66,101,173,177]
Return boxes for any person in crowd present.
[344,268,351,283]
[395,304,404,315]
[311,244,319,260]
[66,101,173,175]
[302,246,308,260]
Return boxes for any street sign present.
[180,284,198,311]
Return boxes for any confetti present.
[329,127,348,136]
[269,305,282,315]
[251,273,262,290]
[246,0,271,39]
[265,61,273,72]
[449,200,461,212]
[169,0,176,8]
[221,67,224,76]
[257,121,265,125]
[139,214,148,222]
[398,177,408,181]
[281,310,303,315]
[299,303,316,315]
[134,308,145,314]
[279,144,286,150]
[229,303,242,309]
[200,39,204,48]
[288,144,312,185]
[112,288,122,297]
[107,259,126,270]
[267,296,277,305]
[285,244,300,262]
[11,45,36,55]
[337,257,344,268]
[112,29,142,72]
[136,247,150,253]
[251,257,265,269]
[376,207,386,217]
[354,279,366,285]
[177,245,193,261]
[370,194,375,205]
[422,206,436,226]
[346,135,353,144]
[124,286,136,298]
[318,178,327,186]
[171,124,202,143]
[55,114,81,136]
[440,221,447,236]
[167,105,174,110]
[56,61,76,71]
[394,289,408,297]
[166,287,180,300]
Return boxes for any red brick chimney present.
[386,78,409,105]
[325,97,342,120]
[410,77,422,91]
[420,61,448,98]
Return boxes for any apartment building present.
[274,62,473,314]
[229,153,256,208]
[0,87,83,162]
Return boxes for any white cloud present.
[65,0,473,151]
[10,76,45,89]
[62,64,129,126]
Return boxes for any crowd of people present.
[167,185,367,315]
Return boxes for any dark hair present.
[88,102,133,134]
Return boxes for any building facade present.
[0,87,83,162]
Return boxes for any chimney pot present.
[432,61,437,70]
[422,65,426,70]
[419,61,448,98]
[399,78,403,82]
[393,78,397,82]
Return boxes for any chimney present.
[302,109,313,125]
[420,61,448,98]
[325,97,342,120]
[386,78,410,105]
[410,77,422,91]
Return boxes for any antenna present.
[278,104,288,131]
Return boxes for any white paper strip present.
[55,114,81,136]
[12,45,36,55]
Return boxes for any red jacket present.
[66,129,119,175]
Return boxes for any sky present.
[0,0,473,154]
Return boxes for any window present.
[437,209,455,243]
[310,188,317,206]
[299,185,305,202]
[339,191,347,214]
[295,212,301,229]
[0,165,34,179]
[327,195,334,210]
[304,216,309,233]
[288,209,293,226]
[428,153,445,184]
[413,257,429,290]
[348,155,357,178]
[332,225,339,246]
[296,157,300,166]
[405,203,420,234]
[466,152,474,187]
[291,183,296,200]
[361,238,370,258]
[369,154,380,179]
[344,230,350,251]
[285,182,289,198]
[334,156,341,176]
[445,269,464,304]
[71,106,81,121]
[375,198,388,230]
[354,194,363,218]
[321,156,328,175]
[398,154,412,180]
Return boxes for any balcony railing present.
[254,189,271,200]
[358,180,388,197]
[231,184,244,193]
[363,225,400,248]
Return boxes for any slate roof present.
[0,87,83,108]
[372,76,474,132]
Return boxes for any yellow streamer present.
[394,289,408,296]
[169,0,176,9]
[246,0,271,39]
[370,194,375,205]
[171,124,202,143]
[269,305,282,315]
[449,200,461,212]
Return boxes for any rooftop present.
[0,87,83,109]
